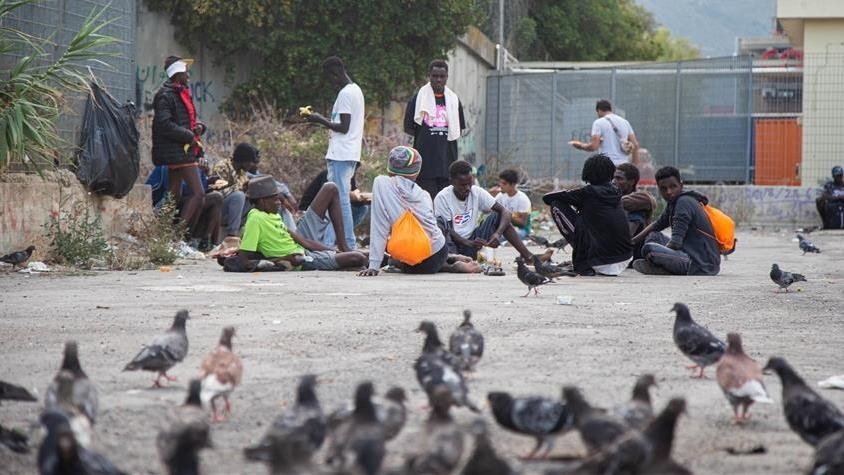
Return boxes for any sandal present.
[484,266,506,276]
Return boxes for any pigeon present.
[0,245,35,269]
[818,375,844,390]
[811,430,844,475]
[448,310,484,372]
[325,381,386,475]
[199,326,243,422]
[515,256,552,297]
[763,357,844,446]
[405,385,465,475]
[770,263,806,293]
[245,429,317,475]
[123,310,190,387]
[613,374,658,431]
[715,333,773,424]
[532,254,569,279]
[528,235,567,250]
[579,398,687,475]
[563,385,628,454]
[157,379,212,475]
[487,390,573,459]
[417,320,462,370]
[38,410,126,475]
[327,386,407,443]
[45,341,99,425]
[461,419,513,475]
[0,423,30,454]
[0,380,37,404]
[245,374,326,464]
[44,370,94,448]
[415,321,480,412]
[671,303,726,378]
[798,234,822,254]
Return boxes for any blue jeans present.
[641,232,691,275]
[325,159,357,249]
[223,191,246,236]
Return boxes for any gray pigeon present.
[764,357,844,446]
[157,379,212,475]
[613,374,658,430]
[770,263,806,293]
[515,256,552,297]
[246,374,326,464]
[487,390,573,459]
[448,310,484,372]
[461,419,513,475]
[327,386,407,443]
[0,245,35,269]
[325,381,386,475]
[798,234,821,254]
[0,380,36,453]
[123,310,189,387]
[811,430,844,475]
[38,410,126,475]
[45,341,99,425]
[563,385,628,454]
[405,385,465,475]
[415,321,480,412]
[671,303,726,378]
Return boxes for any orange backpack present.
[700,203,736,255]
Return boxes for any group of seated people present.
[152,141,725,277]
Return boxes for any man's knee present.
[320,182,340,198]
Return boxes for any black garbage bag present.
[75,82,140,198]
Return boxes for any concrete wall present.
[0,182,152,257]
[672,185,822,228]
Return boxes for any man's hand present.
[358,268,379,276]
[485,232,501,248]
[568,140,582,150]
[306,112,328,126]
[470,238,486,249]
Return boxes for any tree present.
[145,0,483,114]
[0,0,117,175]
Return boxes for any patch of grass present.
[45,199,110,269]
[128,195,186,266]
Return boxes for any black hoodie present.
[651,190,720,275]
[543,183,633,270]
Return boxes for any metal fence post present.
[673,61,682,168]
[745,57,754,184]
[551,72,557,178]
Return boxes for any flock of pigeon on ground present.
[0,232,839,474]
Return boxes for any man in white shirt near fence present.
[569,99,639,167]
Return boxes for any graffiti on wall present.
[136,64,217,115]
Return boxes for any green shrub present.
[45,199,109,268]
[129,195,186,265]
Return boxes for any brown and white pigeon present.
[613,374,658,431]
[715,333,772,424]
[448,310,484,372]
[563,385,628,454]
[487,390,573,459]
[405,385,465,475]
[124,310,189,387]
[770,263,806,293]
[415,321,480,413]
[157,379,212,475]
[764,357,844,446]
[0,245,35,269]
[671,303,726,378]
[515,256,551,297]
[199,326,243,422]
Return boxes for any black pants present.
[417,177,450,201]
[549,203,593,273]
[438,211,502,260]
[398,244,449,274]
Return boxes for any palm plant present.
[0,0,117,175]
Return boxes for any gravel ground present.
[1,229,842,474]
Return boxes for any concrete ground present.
[1,229,842,474]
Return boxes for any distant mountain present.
[635,0,777,57]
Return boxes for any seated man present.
[434,160,538,263]
[300,163,371,245]
[816,165,844,229]
[359,146,479,276]
[492,168,532,240]
[613,162,657,261]
[230,175,367,271]
[211,142,256,238]
[542,154,633,276]
[631,166,720,276]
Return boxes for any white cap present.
[165,59,193,78]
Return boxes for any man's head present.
[595,99,612,117]
[387,146,422,180]
[581,154,615,186]
[498,169,520,196]
[232,142,260,173]
[655,166,684,202]
[322,56,349,89]
[428,59,449,94]
[164,55,193,86]
[613,162,640,195]
[245,176,281,212]
[833,165,843,184]
[449,160,474,201]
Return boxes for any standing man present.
[151,55,206,232]
[569,99,639,167]
[404,59,466,200]
[306,56,364,250]
[816,165,844,229]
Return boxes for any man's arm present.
[632,208,669,244]
[666,197,695,250]
[307,112,350,134]
[628,132,641,164]
[570,134,601,152]
[289,229,332,252]
[403,95,418,136]
[488,202,512,244]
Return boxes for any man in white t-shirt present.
[434,160,538,261]
[492,168,532,240]
[569,99,639,166]
[306,56,364,250]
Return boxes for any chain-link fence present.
[486,55,828,185]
